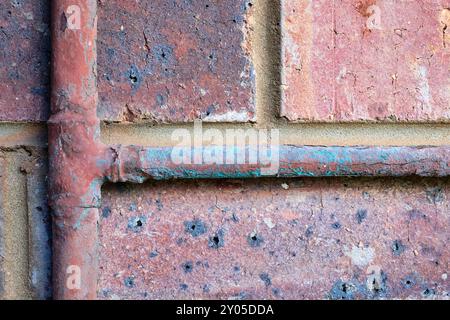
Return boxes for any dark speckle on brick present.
[127,216,146,233]
[366,271,388,298]
[208,229,225,249]
[182,261,194,273]
[149,250,159,258]
[124,276,135,288]
[155,199,163,211]
[408,209,428,220]
[401,274,417,289]
[328,280,359,300]
[101,207,111,219]
[180,283,188,291]
[356,209,367,224]
[305,226,314,237]
[8,69,20,80]
[391,240,406,256]
[232,292,249,300]
[156,93,167,106]
[128,65,142,89]
[101,288,111,298]
[205,104,217,116]
[184,219,207,237]
[106,47,116,58]
[203,284,211,293]
[331,222,341,230]
[259,273,272,287]
[152,44,174,64]
[247,232,264,247]
[422,287,436,297]
[207,51,218,72]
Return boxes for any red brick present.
[281,0,450,122]
[99,179,449,299]
[0,0,50,122]
[97,0,255,123]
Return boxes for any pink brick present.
[98,179,449,300]
[281,0,450,122]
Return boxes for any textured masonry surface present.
[0,0,256,123]
[0,0,50,122]
[3,1,450,123]
[99,179,449,300]
[0,0,450,300]
[282,0,450,122]
[97,0,256,123]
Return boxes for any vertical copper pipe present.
[49,0,106,299]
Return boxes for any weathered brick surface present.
[97,0,255,123]
[1,0,449,301]
[0,0,50,122]
[99,179,449,300]
[0,0,256,123]
[281,0,450,122]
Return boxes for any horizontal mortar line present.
[0,122,450,147]
[100,122,450,147]
[0,123,47,148]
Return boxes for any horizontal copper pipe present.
[106,145,450,182]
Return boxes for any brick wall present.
[0,0,449,299]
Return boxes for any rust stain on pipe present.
[106,145,450,182]
[49,0,110,300]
